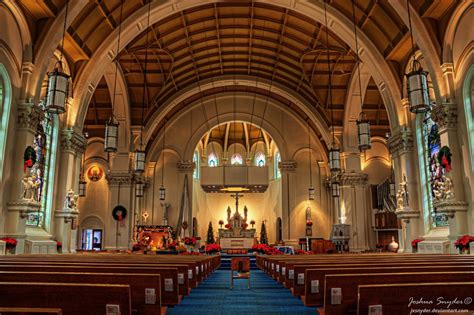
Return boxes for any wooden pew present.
[322,271,474,314]
[0,271,162,315]
[0,308,63,314]
[357,282,474,314]
[0,264,179,306]
[0,282,131,315]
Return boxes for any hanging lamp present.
[307,121,315,200]
[351,0,371,151]
[45,0,70,115]
[160,120,166,201]
[405,0,430,113]
[324,2,341,174]
[104,0,124,152]
[134,2,151,173]
[135,178,145,198]
[331,179,341,198]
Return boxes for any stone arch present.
[443,2,473,66]
[70,0,403,133]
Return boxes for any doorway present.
[81,229,102,250]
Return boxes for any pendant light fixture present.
[351,0,371,152]
[159,120,166,201]
[331,179,341,198]
[134,2,151,173]
[135,177,145,198]
[45,0,70,115]
[405,0,430,113]
[104,0,124,153]
[324,2,341,174]
[307,121,315,200]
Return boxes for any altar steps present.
[219,253,258,270]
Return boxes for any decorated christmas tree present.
[260,221,268,245]
[206,221,215,244]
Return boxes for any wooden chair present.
[230,257,250,289]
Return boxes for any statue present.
[227,206,231,221]
[433,174,455,202]
[21,175,40,202]
[243,206,248,220]
[161,202,170,225]
[64,189,78,210]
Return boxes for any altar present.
[218,192,256,249]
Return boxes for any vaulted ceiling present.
[17,0,461,139]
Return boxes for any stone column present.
[339,172,370,251]
[54,129,86,253]
[279,160,297,246]
[105,172,134,250]
[431,102,469,253]
[5,102,43,254]
[388,127,422,251]
[177,161,195,234]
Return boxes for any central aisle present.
[167,268,317,315]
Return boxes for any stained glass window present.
[255,152,266,167]
[193,151,200,179]
[274,152,281,179]
[230,154,243,165]
[422,113,448,227]
[208,152,218,167]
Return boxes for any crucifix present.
[230,192,243,214]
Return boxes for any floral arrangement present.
[184,237,196,246]
[295,249,311,255]
[1,237,17,250]
[56,241,62,251]
[411,239,424,249]
[251,244,284,255]
[167,242,177,251]
[242,223,248,229]
[218,220,224,227]
[306,220,313,227]
[454,235,474,251]
[375,243,384,249]
[438,146,452,172]
[176,245,187,252]
[205,243,222,254]
[250,220,256,227]
[224,224,231,229]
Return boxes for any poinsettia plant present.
[306,220,313,227]
[167,241,177,251]
[1,237,17,250]
[132,243,141,251]
[205,243,221,254]
[454,235,474,250]
[184,237,196,246]
[56,241,62,250]
[250,220,256,227]
[411,238,424,249]
[224,224,231,229]
[218,220,224,227]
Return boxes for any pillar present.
[279,160,297,246]
[177,161,195,237]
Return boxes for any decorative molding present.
[106,172,134,186]
[16,102,44,132]
[60,129,87,154]
[7,200,41,219]
[431,102,458,131]
[177,160,195,173]
[432,199,468,218]
[339,172,368,186]
[279,160,297,172]
[441,63,454,76]
[395,206,420,223]
[387,127,413,156]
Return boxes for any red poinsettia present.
[184,237,196,246]
[306,220,313,227]
[411,239,424,248]
[250,220,256,227]
[1,237,17,250]
[56,241,62,250]
[242,223,248,229]
[224,224,231,229]
[454,235,474,250]
[132,243,141,251]
[218,220,224,227]
[167,242,177,251]
[205,243,222,253]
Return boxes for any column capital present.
[432,199,468,218]
[60,129,87,154]
[388,127,413,156]
[339,171,368,186]
[279,160,297,172]
[106,172,134,186]
[16,102,44,132]
[177,160,195,173]
[431,102,458,131]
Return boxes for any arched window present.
[193,151,200,179]
[230,153,243,165]
[422,113,448,227]
[274,152,281,179]
[26,105,57,228]
[255,152,266,167]
[208,152,218,167]
[0,64,12,182]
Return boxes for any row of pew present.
[0,253,220,314]
[257,253,474,314]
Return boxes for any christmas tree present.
[206,221,215,244]
[260,221,268,245]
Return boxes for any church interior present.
[0,0,473,313]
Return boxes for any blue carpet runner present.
[167,268,317,314]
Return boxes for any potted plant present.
[1,237,17,254]
[205,243,221,255]
[454,235,474,254]
[56,241,62,253]
[184,237,196,252]
[250,220,255,228]
[411,239,424,253]
[218,220,224,228]
[224,223,231,230]
[375,243,384,252]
